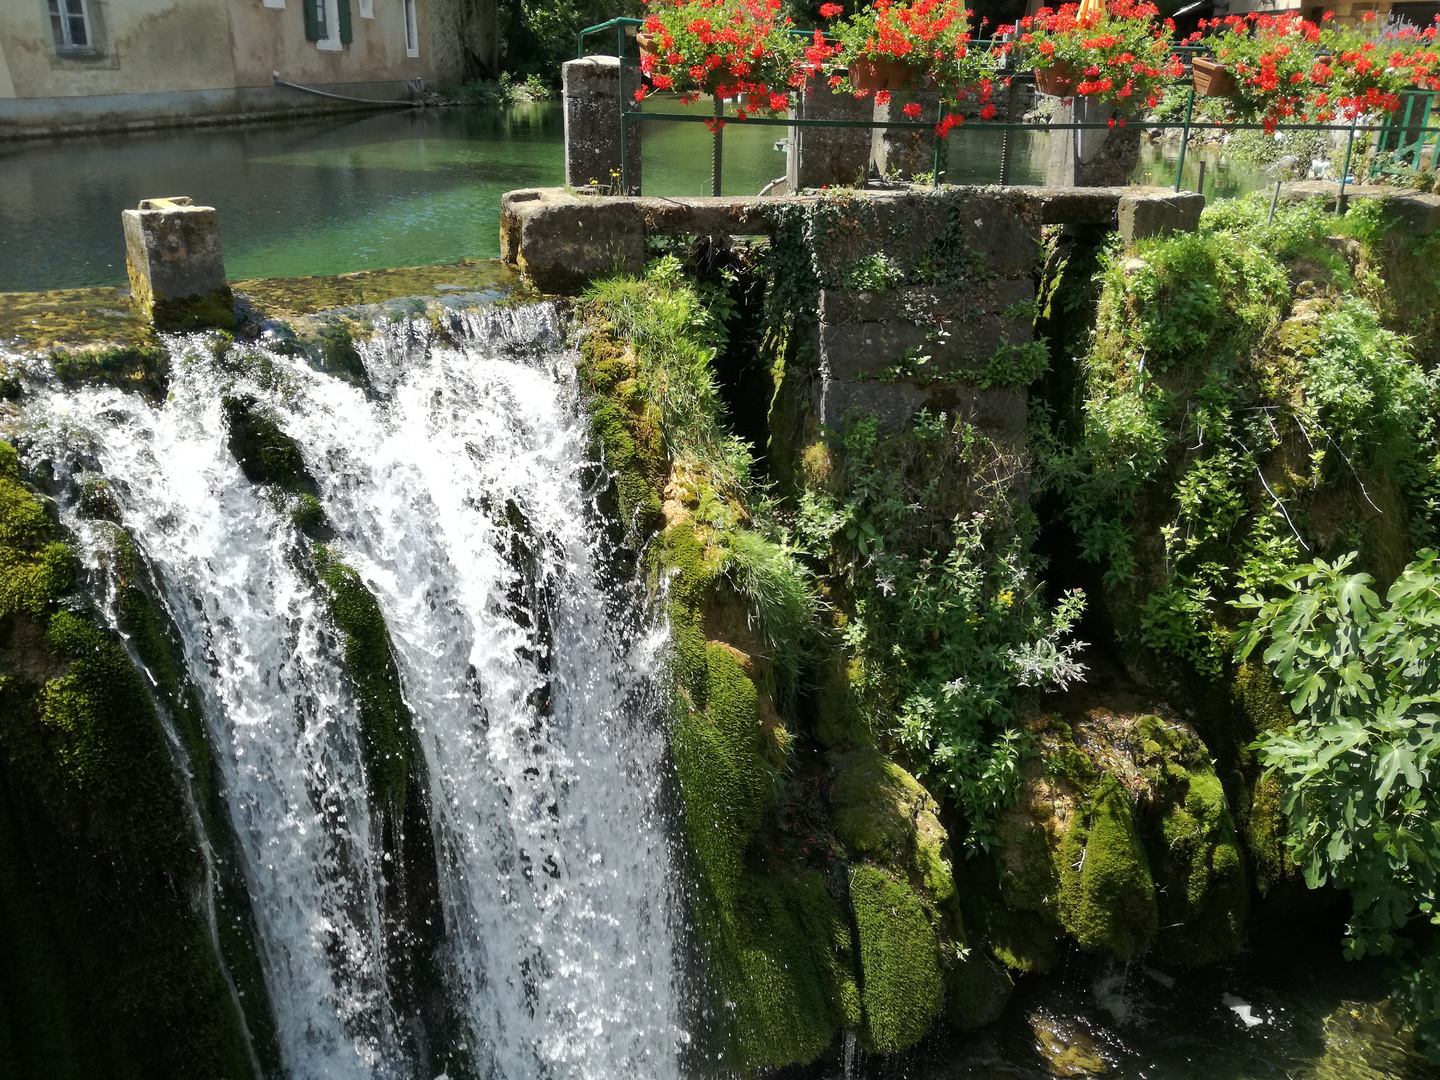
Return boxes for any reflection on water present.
[0,100,1264,292]
[806,917,1438,1080]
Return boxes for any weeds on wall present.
[1035,193,1440,673]
[798,410,1086,848]
[1037,191,1440,1059]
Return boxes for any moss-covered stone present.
[0,440,255,1079]
[1058,777,1158,959]
[1152,768,1247,965]
[699,867,854,1069]
[150,288,236,333]
[849,863,943,1053]
[310,545,419,815]
[576,328,666,537]
[221,396,308,489]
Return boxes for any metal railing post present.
[617,24,630,195]
[712,96,724,196]
[1338,113,1359,214]
[1174,84,1195,192]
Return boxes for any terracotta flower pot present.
[850,56,918,91]
[1034,61,1077,96]
[1191,55,1237,97]
[636,31,658,59]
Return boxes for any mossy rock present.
[1231,660,1302,896]
[1057,777,1158,960]
[577,328,666,538]
[674,641,775,907]
[699,867,854,1070]
[849,863,944,1053]
[0,440,255,1079]
[828,745,955,911]
[1150,767,1248,966]
[48,344,171,400]
[311,545,421,814]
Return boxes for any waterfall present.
[17,306,682,1080]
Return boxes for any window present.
[404,0,419,57]
[48,0,91,51]
[358,0,373,17]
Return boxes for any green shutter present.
[337,0,352,44]
[303,0,321,40]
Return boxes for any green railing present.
[576,17,1439,203]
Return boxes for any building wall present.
[0,0,438,136]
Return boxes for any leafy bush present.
[1237,550,1440,1060]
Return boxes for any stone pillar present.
[1045,96,1141,187]
[122,197,234,331]
[563,55,642,193]
[787,74,873,191]
[872,91,939,181]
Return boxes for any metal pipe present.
[618,23,631,195]
[271,72,416,107]
[1267,178,1282,223]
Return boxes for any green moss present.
[829,746,956,910]
[674,642,773,906]
[0,458,74,617]
[221,396,308,488]
[315,318,365,381]
[576,329,666,537]
[849,863,943,1053]
[149,288,236,333]
[311,545,418,814]
[48,344,171,399]
[1151,768,1248,966]
[1058,777,1158,959]
[232,259,520,317]
[699,868,853,1069]
[1232,660,1301,894]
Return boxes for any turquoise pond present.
[0,99,1261,292]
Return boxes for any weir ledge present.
[499,185,1206,294]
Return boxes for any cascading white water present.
[17,306,683,1080]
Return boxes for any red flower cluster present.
[1188,10,1438,131]
[1000,0,1182,112]
[638,0,818,120]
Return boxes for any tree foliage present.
[1237,550,1440,1060]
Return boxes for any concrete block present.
[563,56,642,192]
[807,190,1041,280]
[121,197,234,331]
[1117,190,1205,242]
[1045,97,1141,187]
[788,75,874,191]
[500,188,646,292]
[873,92,940,181]
[1387,192,1440,234]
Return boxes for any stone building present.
[0,0,495,137]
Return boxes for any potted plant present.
[826,0,975,92]
[1320,12,1440,120]
[1001,0,1184,112]
[1190,54,1237,96]
[636,0,815,120]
